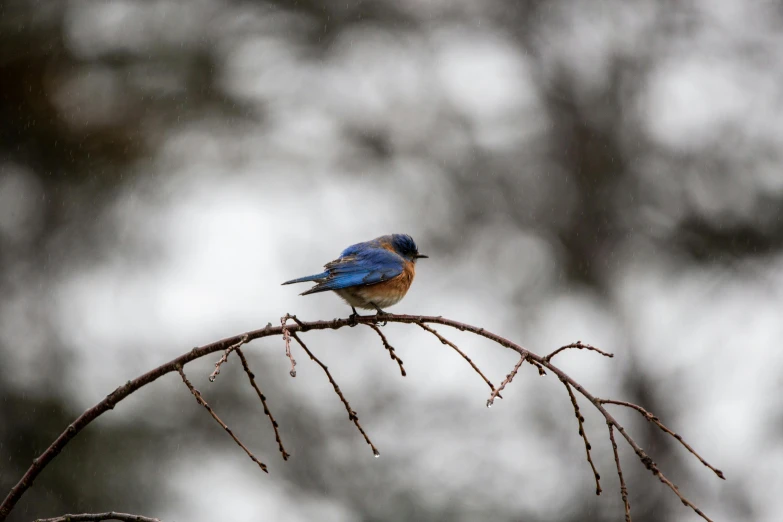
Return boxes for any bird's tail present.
[281,272,328,285]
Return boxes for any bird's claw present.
[372,305,389,326]
[348,306,361,326]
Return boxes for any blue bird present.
[282,234,427,315]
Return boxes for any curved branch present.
[1,313,723,522]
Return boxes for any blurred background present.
[1,0,781,520]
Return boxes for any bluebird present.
[282,234,427,315]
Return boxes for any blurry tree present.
[2,0,781,521]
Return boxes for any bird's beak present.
[416,254,429,259]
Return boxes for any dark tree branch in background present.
[1,314,724,522]
[34,513,161,522]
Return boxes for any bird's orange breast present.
[356,260,415,306]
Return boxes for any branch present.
[562,379,601,495]
[281,314,301,377]
[599,399,724,479]
[545,341,614,362]
[1,314,722,522]
[290,332,380,457]
[415,322,500,396]
[486,355,525,408]
[366,323,406,376]
[34,513,160,522]
[209,335,248,382]
[177,365,268,473]
[235,347,290,460]
[608,424,631,522]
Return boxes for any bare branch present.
[177,365,268,473]
[0,314,721,522]
[599,399,724,480]
[366,323,406,376]
[209,335,248,382]
[545,341,614,362]
[416,322,500,397]
[235,347,290,460]
[561,379,602,495]
[281,315,298,377]
[608,424,631,522]
[527,358,547,375]
[486,355,526,408]
[35,513,161,522]
[290,332,380,457]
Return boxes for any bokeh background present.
[1,0,782,521]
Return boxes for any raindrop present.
[486,400,492,408]
[373,449,380,458]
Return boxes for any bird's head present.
[390,234,428,262]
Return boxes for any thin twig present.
[209,335,249,382]
[281,315,298,377]
[35,513,161,522]
[366,323,406,376]
[415,322,500,397]
[562,379,602,495]
[608,424,631,522]
[177,365,268,473]
[283,313,305,327]
[427,320,715,521]
[235,347,290,460]
[528,358,547,375]
[290,332,379,457]
[599,399,724,480]
[486,355,526,407]
[545,341,614,362]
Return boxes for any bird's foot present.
[348,307,361,326]
[371,303,388,326]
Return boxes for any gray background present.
[1,1,781,521]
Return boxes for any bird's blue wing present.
[338,237,382,258]
[300,248,404,295]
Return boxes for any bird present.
[282,234,427,315]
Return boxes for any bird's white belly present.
[334,287,406,310]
